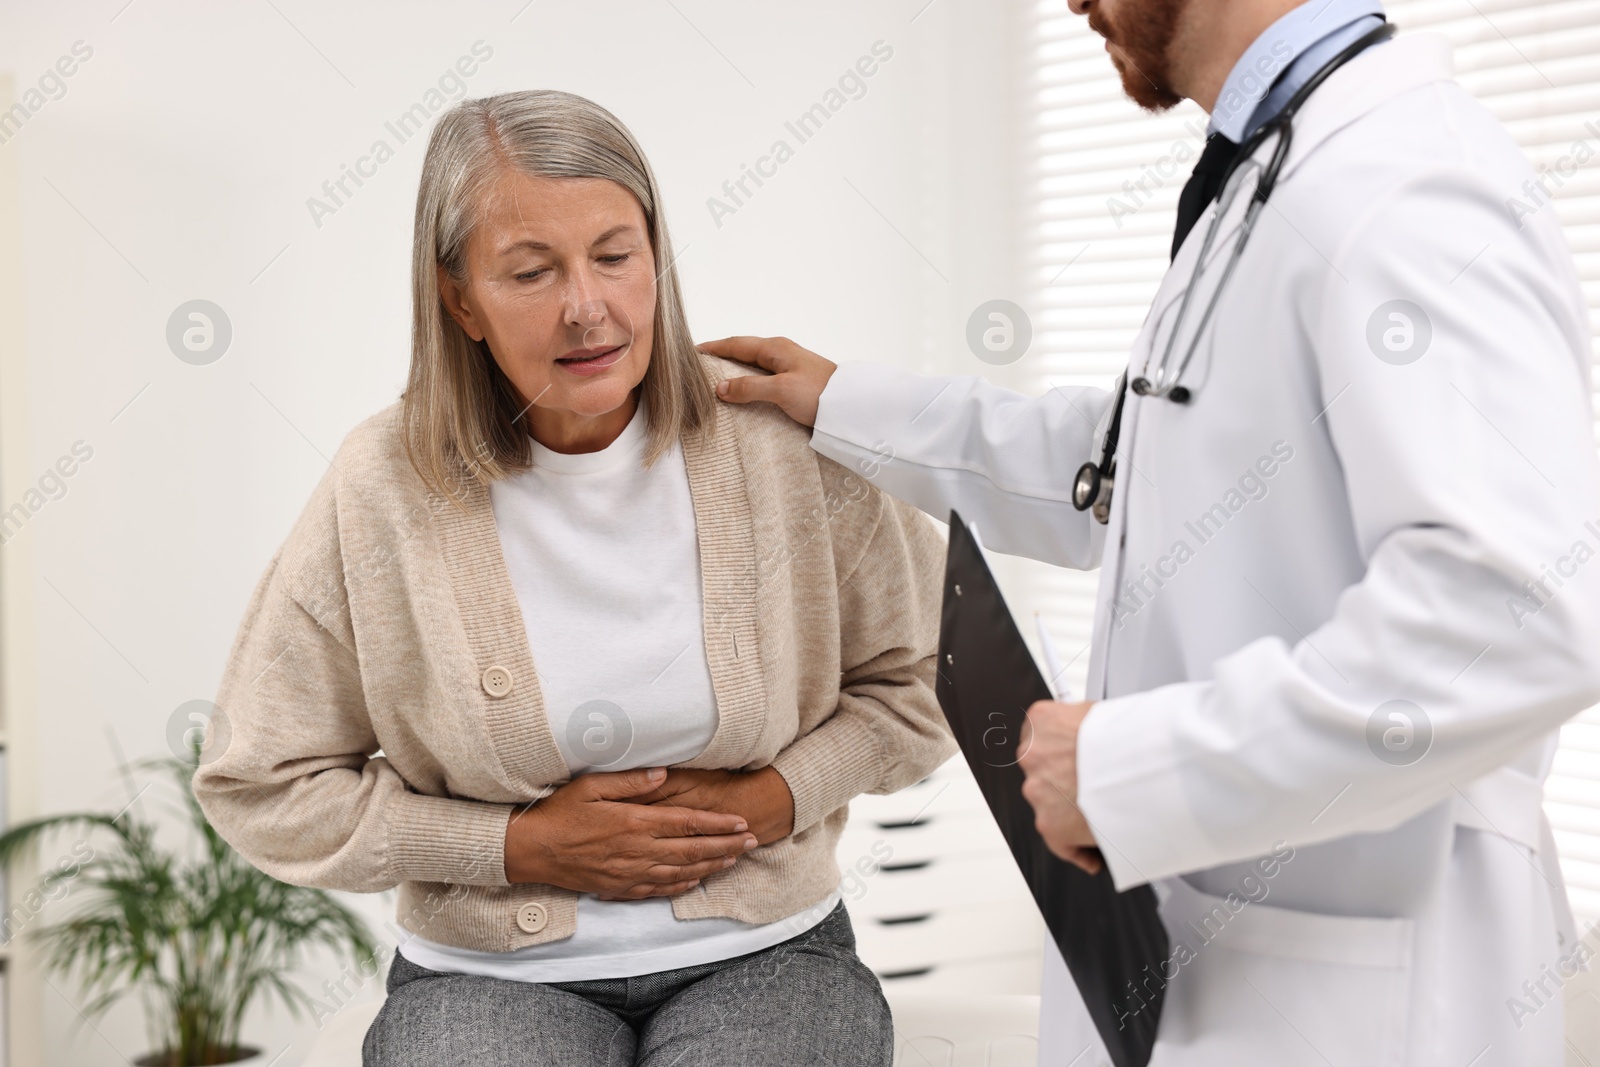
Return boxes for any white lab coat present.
[810,33,1600,1067]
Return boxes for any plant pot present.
[133,1047,268,1067]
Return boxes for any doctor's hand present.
[699,336,836,428]
[1018,700,1104,875]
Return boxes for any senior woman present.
[193,89,954,1067]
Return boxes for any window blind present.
[1020,0,1600,922]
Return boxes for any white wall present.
[0,1,1018,1062]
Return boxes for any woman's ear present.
[437,265,486,342]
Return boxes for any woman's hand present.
[504,767,759,900]
[698,336,836,428]
[641,767,795,846]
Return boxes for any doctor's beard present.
[1089,0,1185,112]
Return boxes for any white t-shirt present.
[398,402,838,982]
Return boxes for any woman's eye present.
[599,254,630,265]
[514,269,546,282]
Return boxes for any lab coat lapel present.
[1085,34,1455,703]
[1086,172,1261,703]
[1128,30,1455,434]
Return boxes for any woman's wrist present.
[737,767,795,845]
[502,804,549,884]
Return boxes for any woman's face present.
[439,170,657,452]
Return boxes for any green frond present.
[8,750,377,1066]
[0,814,136,868]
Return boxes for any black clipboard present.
[935,510,1168,1067]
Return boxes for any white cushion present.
[891,993,1040,1066]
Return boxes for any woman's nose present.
[1068,0,1091,15]
[569,302,609,350]
[560,269,606,328]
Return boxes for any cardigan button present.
[481,665,513,698]
[515,902,548,934]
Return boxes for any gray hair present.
[402,89,713,505]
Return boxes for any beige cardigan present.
[194,354,955,952]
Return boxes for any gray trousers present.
[362,903,893,1066]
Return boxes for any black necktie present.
[1171,132,1239,261]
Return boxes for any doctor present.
[701,0,1600,1062]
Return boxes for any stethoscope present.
[1072,21,1398,524]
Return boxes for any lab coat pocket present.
[1150,874,1414,1067]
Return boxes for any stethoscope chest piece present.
[1073,459,1114,525]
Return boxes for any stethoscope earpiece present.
[1129,378,1189,403]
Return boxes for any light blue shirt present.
[1208,0,1387,143]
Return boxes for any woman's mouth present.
[555,344,627,377]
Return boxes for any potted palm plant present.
[0,746,377,1066]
